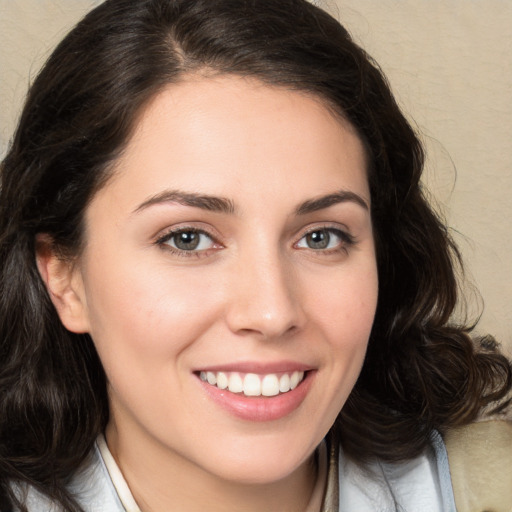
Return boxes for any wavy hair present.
[1,0,510,509]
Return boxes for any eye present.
[158,228,216,252]
[296,228,353,251]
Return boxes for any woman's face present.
[63,76,378,484]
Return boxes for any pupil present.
[175,231,199,250]
[308,230,329,249]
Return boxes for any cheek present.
[311,262,378,345]
[300,260,378,433]
[80,257,224,378]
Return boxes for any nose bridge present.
[225,242,302,339]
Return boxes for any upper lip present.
[194,361,313,374]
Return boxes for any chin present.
[193,435,318,486]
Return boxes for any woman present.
[0,0,510,510]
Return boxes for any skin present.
[39,75,378,512]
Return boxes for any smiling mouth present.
[199,371,306,397]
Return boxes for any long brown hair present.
[1,0,510,509]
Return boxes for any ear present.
[35,234,90,333]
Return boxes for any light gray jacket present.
[17,431,456,512]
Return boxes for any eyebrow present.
[133,190,236,214]
[295,190,369,215]
[133,188,368,216]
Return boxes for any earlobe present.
[35,234,90,333]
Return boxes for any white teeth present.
[200,370,306,397]
[290,371,301,390]
[243,373,261,396]
[216,371,228,390]
[279,373,291,393]
[261,374,280,396]
[228,373,243,393]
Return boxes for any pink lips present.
[197,361,311,374]
[195,362,315,422]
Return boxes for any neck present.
[105,423,319,512]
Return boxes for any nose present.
[225,249,305,340]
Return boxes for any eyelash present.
[155,227,220,258]
[155,225,356,258]
[295,226,356,254]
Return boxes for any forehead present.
[95,75,369,213]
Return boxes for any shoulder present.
[9,445,125,512]
[444,419,512,512]
[68,443,127,511]
[337,431,457,512]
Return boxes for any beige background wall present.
[1,1,511,354]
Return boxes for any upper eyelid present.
[294,228,357,258]
[155,227,222,258]
[153,221,356,245]
[294,223,354,240]
[300,224,349,235]
[155,224,220,244]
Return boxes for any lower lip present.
[197,372,314,422]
